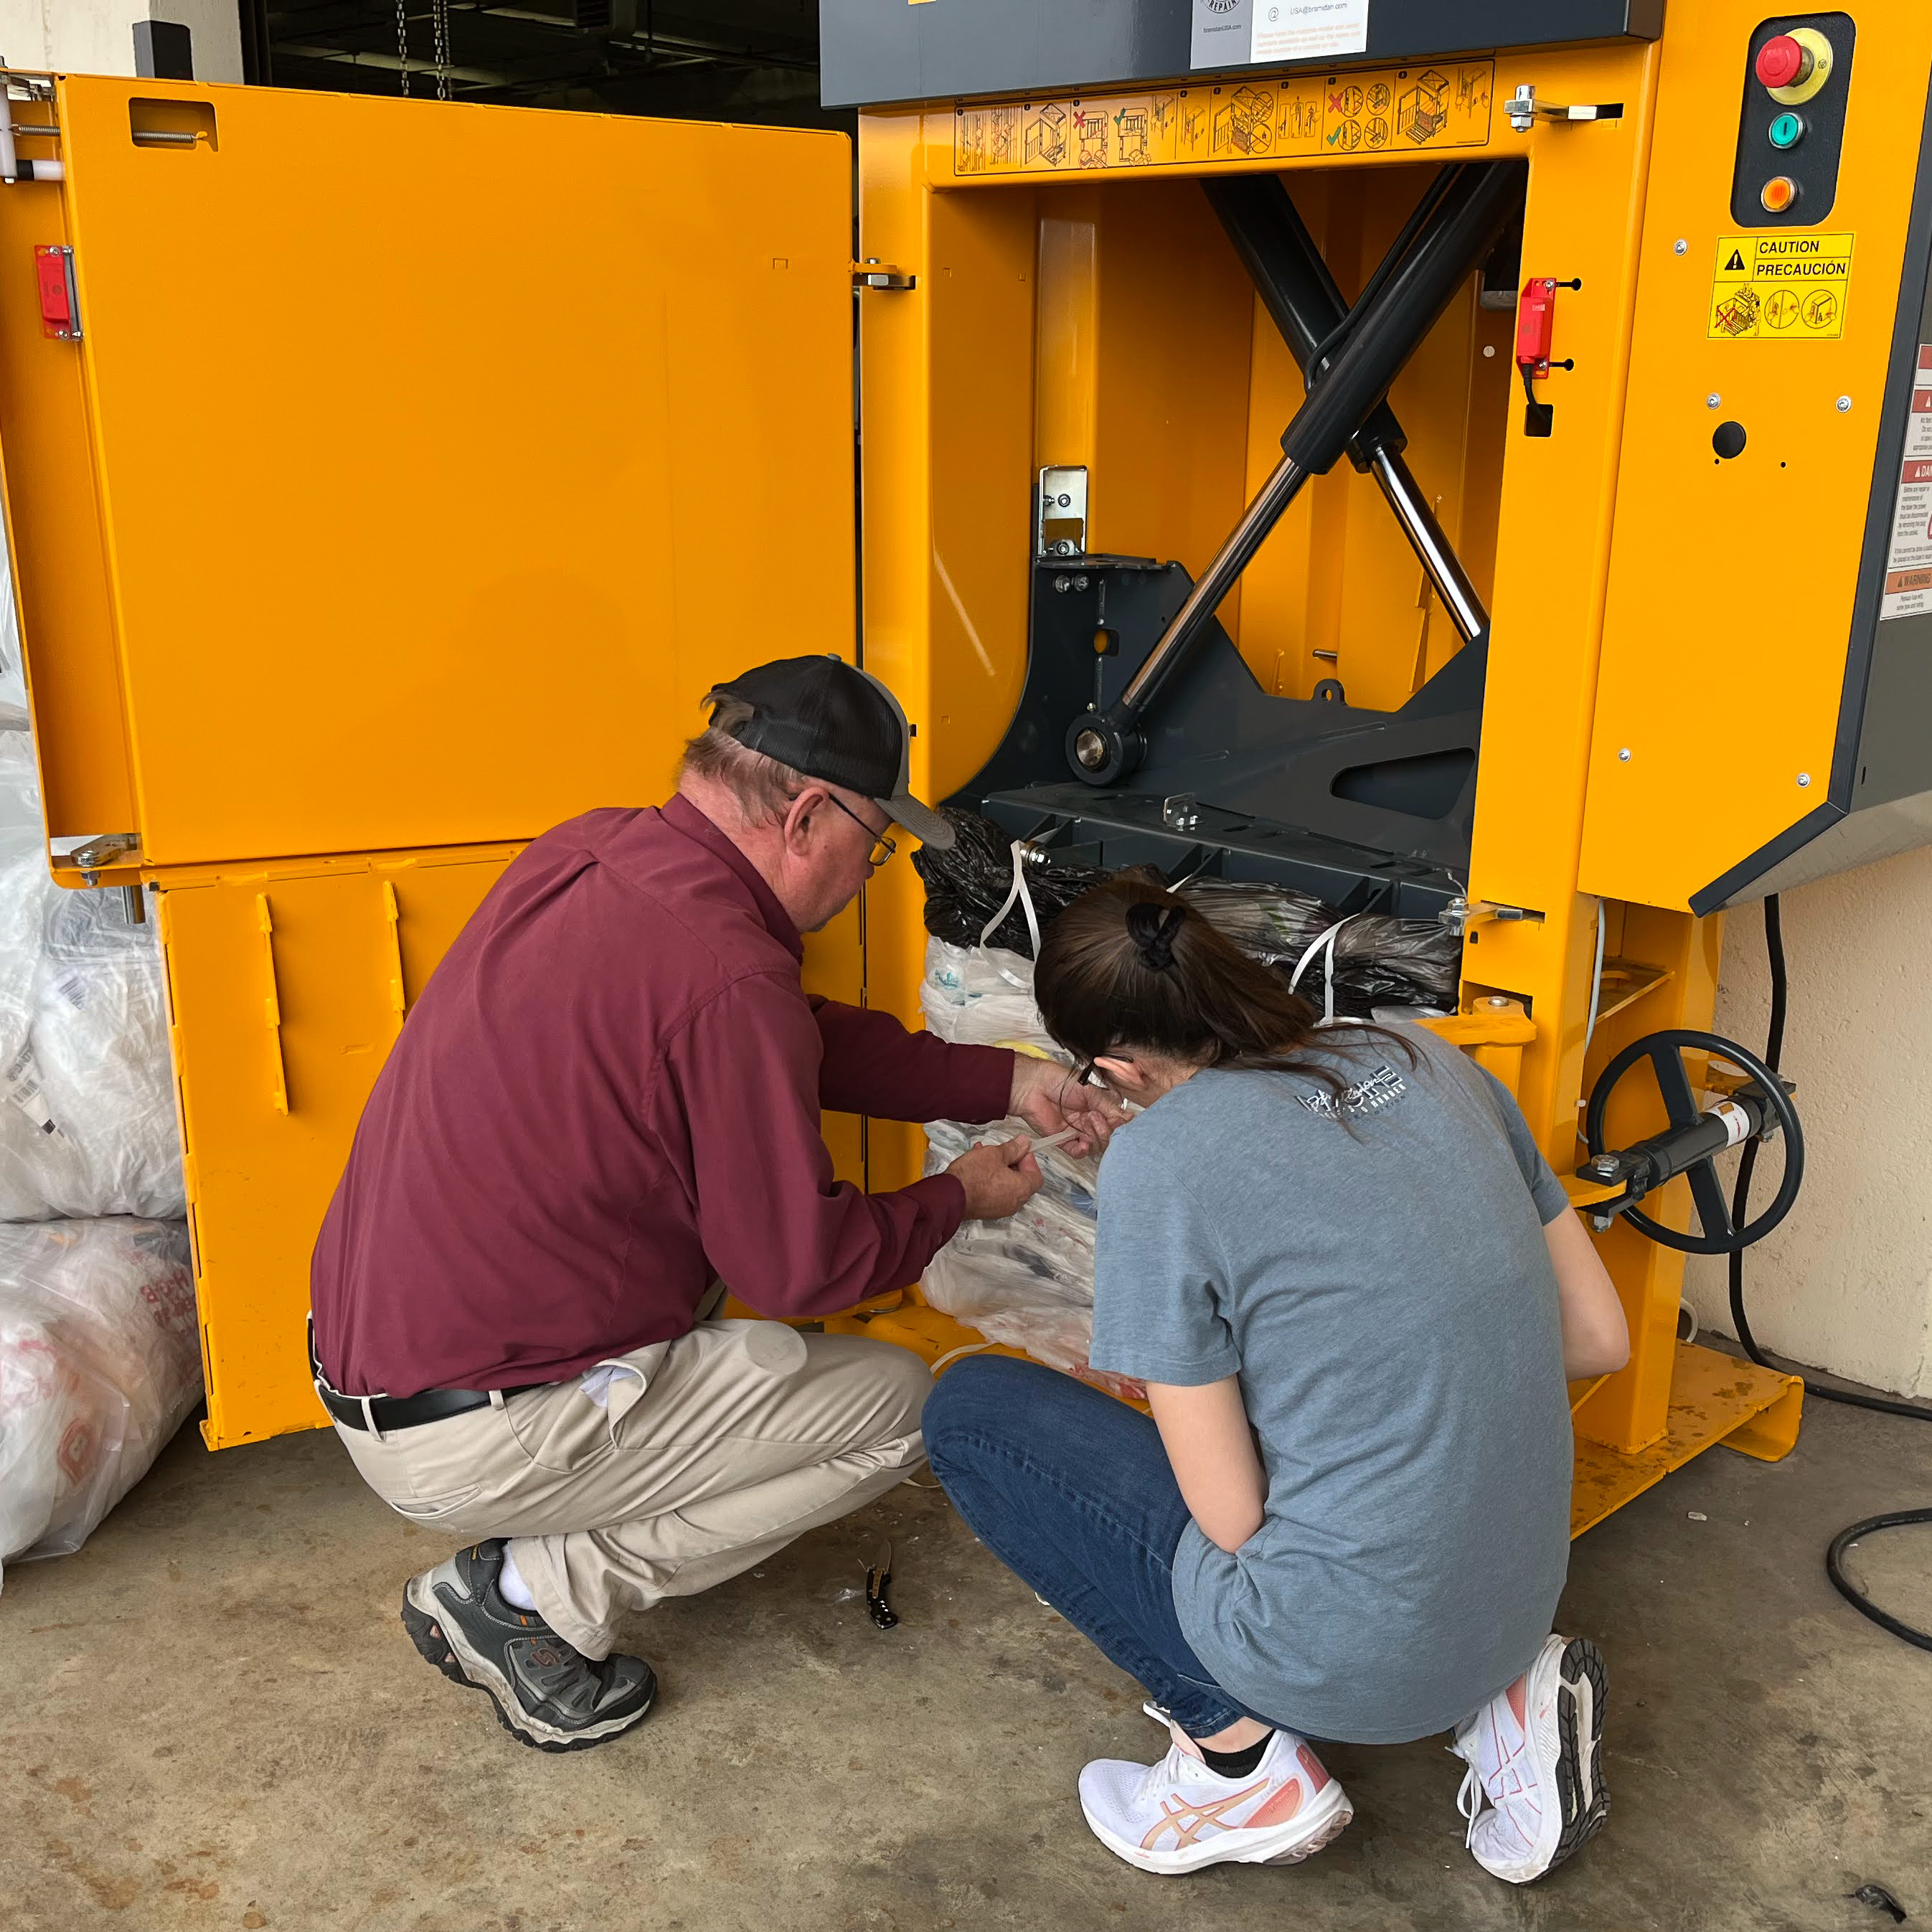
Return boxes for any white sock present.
[496,1545,539,1612]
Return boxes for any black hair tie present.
[1126,902,1187,973]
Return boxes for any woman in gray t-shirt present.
[923,876,1630,1885]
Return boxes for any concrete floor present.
[4,1384,1930,1932]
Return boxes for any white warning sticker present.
[1881,344,1932,623]
[1252,0,1370,64]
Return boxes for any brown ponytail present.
[1032,875,1415,1104]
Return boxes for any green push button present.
[1769,111,1805,149]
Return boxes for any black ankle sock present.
[1199,1732,1273,1778]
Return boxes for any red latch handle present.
[1514,277,1557,377]
[35,245,79,341]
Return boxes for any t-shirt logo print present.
[1296,1062,1409,1119]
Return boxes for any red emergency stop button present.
[1756,34,1810,90]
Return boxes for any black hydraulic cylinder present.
[1075,161,1525,780]
[1202,172,1408,473]
[1204,172,1488,644]
[1278,161,1526,478]
[1588,1089,1773,1200]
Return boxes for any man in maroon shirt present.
[309,655,1118,1750]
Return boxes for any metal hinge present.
[64,832,140,882]
[852,259,916,291]
[1442,896,1543,936]
[1,76,65,183]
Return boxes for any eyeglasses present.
[824,793,898,872]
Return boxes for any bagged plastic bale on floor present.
[0,1217,200,1586]
[0,731,183,1221]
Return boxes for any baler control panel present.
[1731,13,1856,226]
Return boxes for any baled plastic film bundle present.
[0,1217,202,1583]
[0,731,183,1220]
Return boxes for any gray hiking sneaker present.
[400,1540,656,1753]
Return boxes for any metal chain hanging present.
[432,0,451,100]
[395,0,410,95]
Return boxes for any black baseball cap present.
[708,655,955,850]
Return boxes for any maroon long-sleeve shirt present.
[310,793,1014,1398]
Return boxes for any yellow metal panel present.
[1570,1343,1802,1537]
[16,76,853,867]
[162,847,520,1447]
[0,159,136,842]
[164,843,863,1449]
[1583,9,1932,911]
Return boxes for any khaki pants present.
[333,1320,930,1659]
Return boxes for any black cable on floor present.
[1727,894,1932,1651]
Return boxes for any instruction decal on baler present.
[1707,232,1855,341]
[951,61,1492,177]
[1880,345,1932,623]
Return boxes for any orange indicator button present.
[1760,175,1799,215]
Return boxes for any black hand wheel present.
[1583,1029,1804,1255]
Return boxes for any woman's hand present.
[1009,1055,1128,1157]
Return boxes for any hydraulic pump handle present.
[1204,175,1488,644]
[1076,161,1525,784]
[1582,1029,1806,1257]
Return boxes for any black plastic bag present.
[911,808,1110,956]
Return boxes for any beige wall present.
[1683,847,1932,1400]
[0,0,242,84]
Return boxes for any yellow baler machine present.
[1,3,1929,1535]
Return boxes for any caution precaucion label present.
[1709,232,1855,341]
[1881,344,1932,624]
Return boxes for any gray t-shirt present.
[1088,1027,1573,1745]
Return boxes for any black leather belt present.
[309,1318,495,1433]
[318,1383,494,1433]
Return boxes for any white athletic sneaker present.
[1078,1705,1353,1875]
[1451,1634,1608,1883]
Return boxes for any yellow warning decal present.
[951,62,1494,178]
[1708,232,1855,341]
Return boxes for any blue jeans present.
[923,1354,1260,1738]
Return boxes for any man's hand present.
[1009,1054,1128,1158]
[948,1136,1043,1220]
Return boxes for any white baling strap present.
[978,840,1042,989]
[1288,915,1361,1025]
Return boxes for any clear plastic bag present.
[919,937,1060,1057]
[921,1121,1141,1401]
[919,936,1141,1398]
[0,1217,200,1583]
[0,536,30,727]
[0,733,183,1221]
